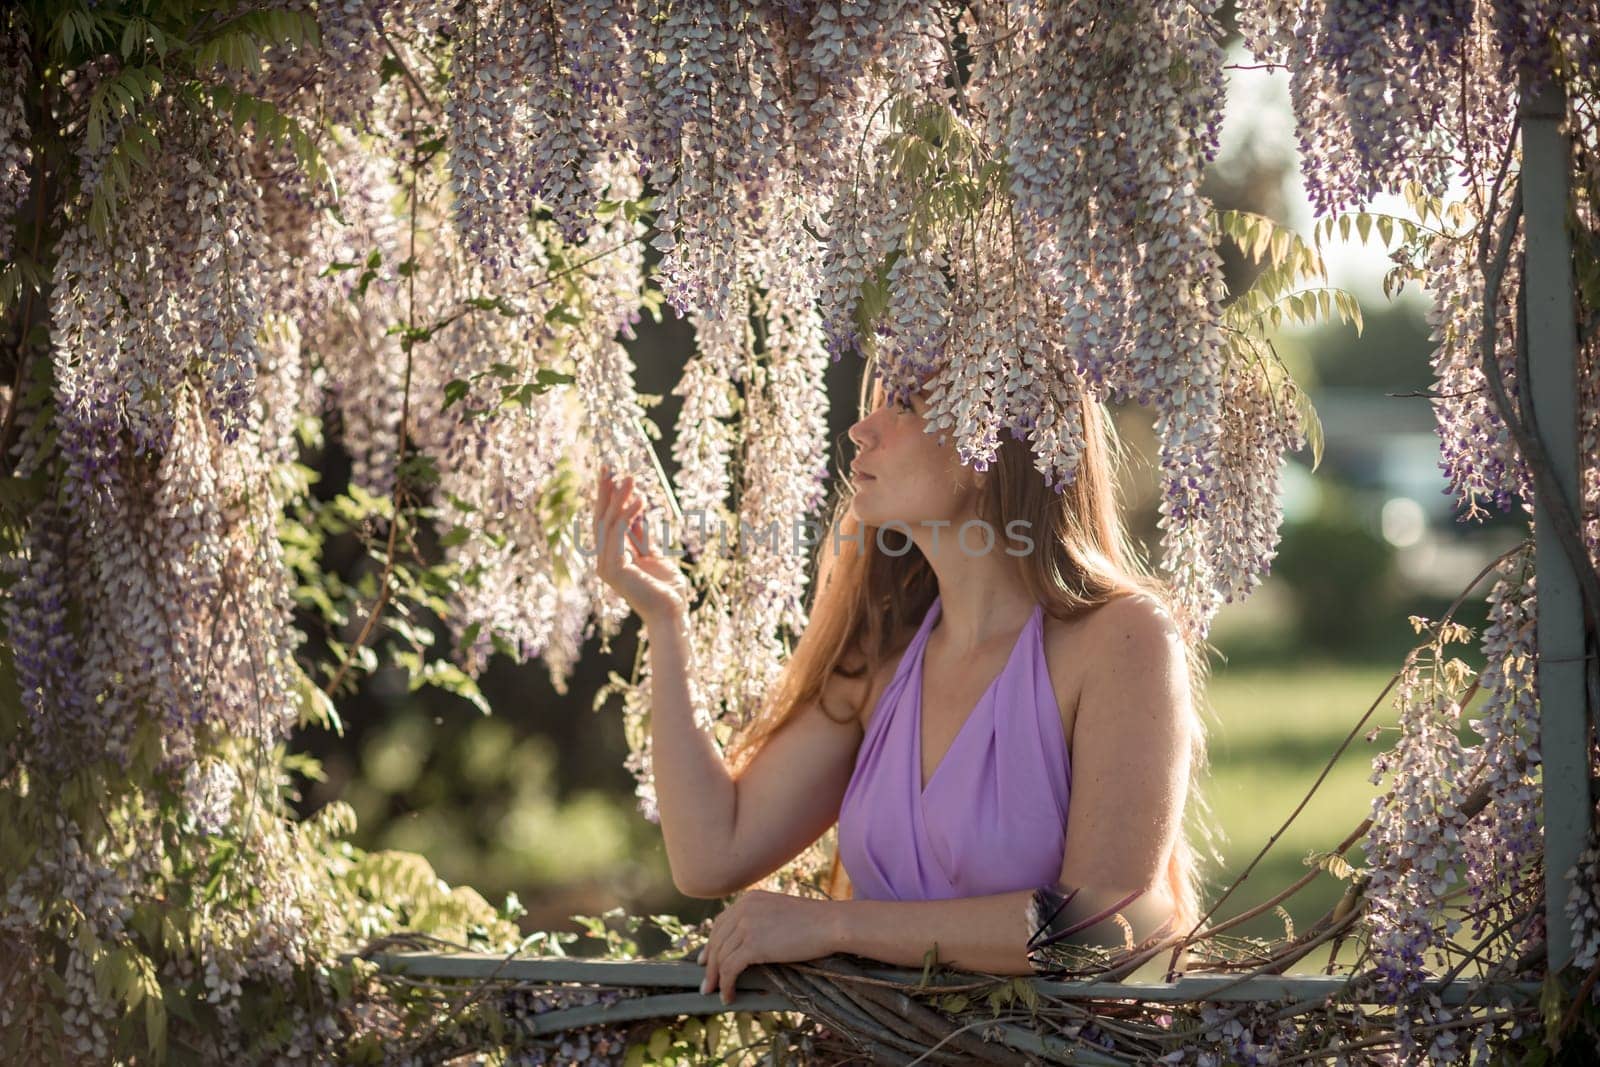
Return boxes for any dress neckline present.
[912,594,1043,800]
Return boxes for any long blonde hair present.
[725,370,1215,939]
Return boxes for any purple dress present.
[837,594,1074,900]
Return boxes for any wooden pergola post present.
[1521,78,1595,974]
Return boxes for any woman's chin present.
[848,499,908,535]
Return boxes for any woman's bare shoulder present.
[1069,591,1192,749]
[1040,591,1182,742]
[1080,591,1184,658]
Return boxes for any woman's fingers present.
[718,948,748,1005]
[626,511,651,557]
[593,468,690,620]
[701,934,732,998]
[596,473,636,574]
[701,914,734,998]
[630,516,687,586]
[615,496,644,565]
[713,930,747,1004]
[699,941,716,996]
[599,484,630,575]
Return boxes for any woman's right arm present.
[593,466,864,899]
[646,606,864,899]
[643,608,736,896]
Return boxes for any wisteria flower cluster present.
[0,26,31,266]
[1241,5,1600,1063]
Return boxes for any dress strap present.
[859,595,943,742]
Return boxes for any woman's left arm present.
[1048,591,1193,930]
[696,889,1035,1004]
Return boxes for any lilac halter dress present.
[837,594,1074,901]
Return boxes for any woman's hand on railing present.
[696,890,841,1006]
[593,463,691,629]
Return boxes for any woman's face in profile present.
[846,375,981,530]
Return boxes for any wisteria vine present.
[0,0,1597,1063]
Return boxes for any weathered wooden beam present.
[517,991,794,1035]
[347,952,1540,1010]
[1520,77,1594,974]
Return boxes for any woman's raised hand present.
[593,464,691,628]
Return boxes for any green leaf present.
[145,982,167,1058]
[640,286,666,324]
[200,84,332,189]
[328,963,353,1003]
[1541,972,1565,1052]
[442,379,471,410]
[546,303,583,326]
[1297,388,1325,472]
[86,109,162,241]
[55,9,114,53]
[294,664,343,735]
[484,1001,505,1043]
[916,942,940,989]
[419,660,490,715]
[396,452,440,490]
[647,1026,671,1059]
[0,472,48,523]
[1010,976,1040,1014]
[93,946,134,1004]
[202,841,239,902]
[1337,290,1365,336]
[194,30,262,75]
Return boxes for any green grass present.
[1197,664,1401,949]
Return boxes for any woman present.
[593,366,1209,1006]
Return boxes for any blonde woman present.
[594,368,1208,1005]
